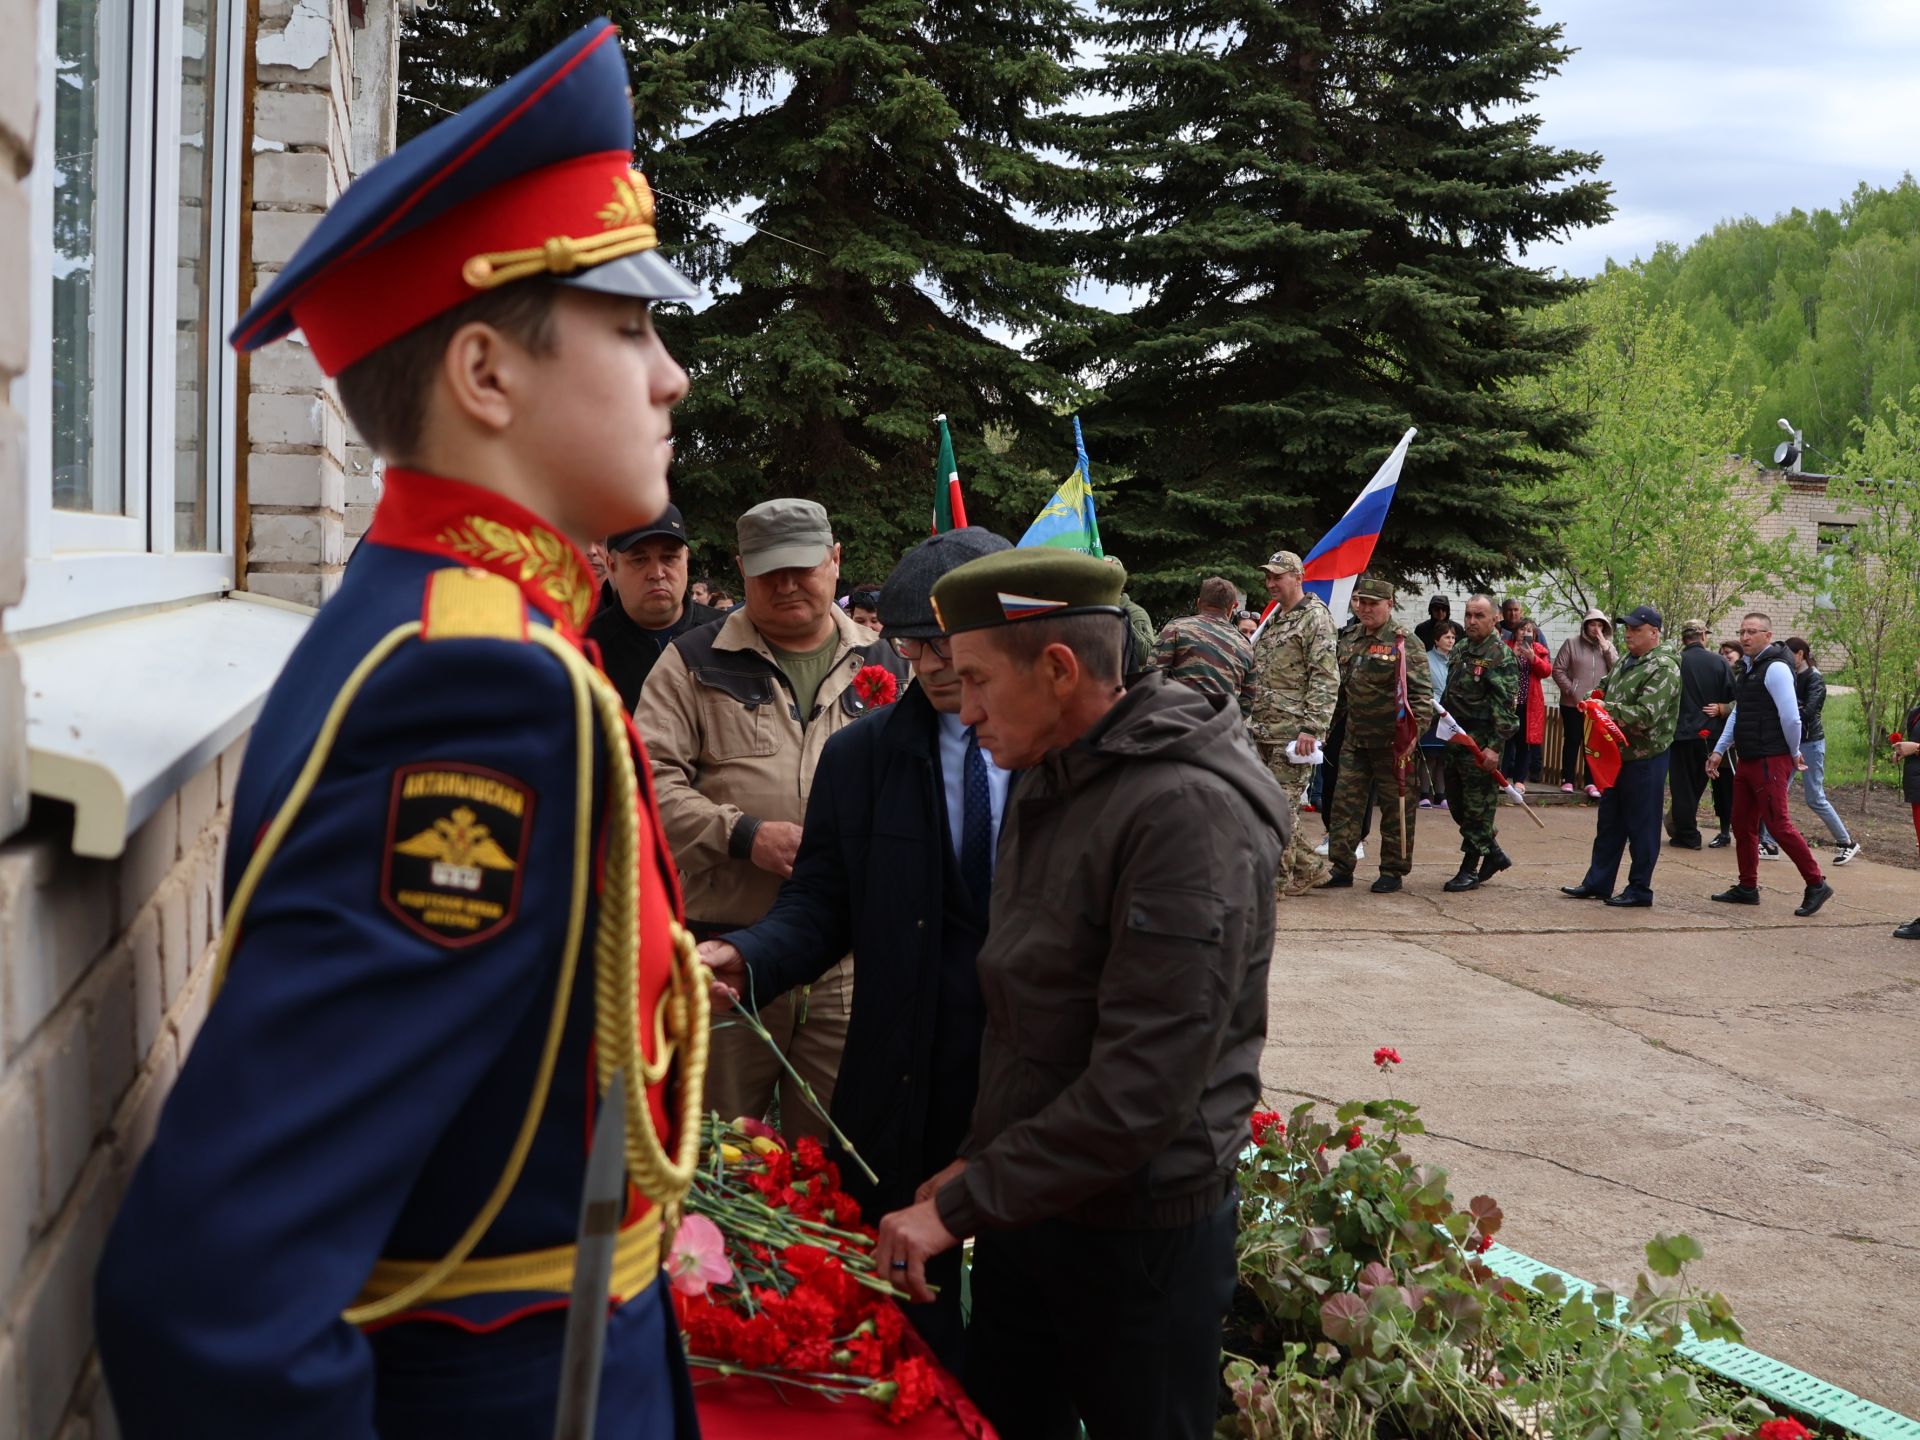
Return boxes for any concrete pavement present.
[1264,805,1920,1416]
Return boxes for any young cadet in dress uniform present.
[93,22,709,1439]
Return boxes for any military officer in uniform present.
[1324,575,1433,892]
[93,23,707,1438]
[1441,593,1521,892]
[1249,550,1339,895]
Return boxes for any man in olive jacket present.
[874,550,1287,1440]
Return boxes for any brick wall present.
[1736,471,1844,640]
[0,742,242,1440]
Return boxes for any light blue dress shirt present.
[937,708,1011,875]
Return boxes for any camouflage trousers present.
[1261,744,1328,893]
[1329,743,1415,876]
[1443,740,1503,855]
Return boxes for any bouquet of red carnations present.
[669,1116,939,1425]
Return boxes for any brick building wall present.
[1,4,403,1434]
[1735,470,1846,641]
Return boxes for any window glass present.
[175,0,218,550]
[51,0,131,516]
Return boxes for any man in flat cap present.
[1324,574,1433,891]
[1562,605,1681,906]
[637,497,907,1140]
[873,550,1285,1440]
[698,527,1015,1369]
[1249,549,1339,895]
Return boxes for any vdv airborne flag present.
[1017,416,1104,555]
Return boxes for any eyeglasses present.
[890,636,951,661]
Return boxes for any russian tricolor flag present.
[1301,426,1417,617]
[1253,427,1416,639]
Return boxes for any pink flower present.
[668,1214,734,1297]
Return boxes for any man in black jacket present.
[1667,619,1734,848]
[586,502,720,710]
[699,526,1015,1369]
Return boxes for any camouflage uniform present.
[1327,617,1434,878]
[1441,631,1519,856]
[1151,612,1257,716]
[1250,592,1338,892]
[1120,593,1156,673]
[1598,643,1682,759]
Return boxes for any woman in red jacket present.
[1502,618,1554,787]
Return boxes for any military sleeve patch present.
[382,763,535,946]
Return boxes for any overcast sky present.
[1525,0,1920,276]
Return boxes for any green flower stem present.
[717,1000,880,1185]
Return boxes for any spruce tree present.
[1055,0,1612,613]
[626,2,1092,579]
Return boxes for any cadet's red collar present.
[367,468,599,637]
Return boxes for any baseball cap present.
[1617,604,1664,630]
[1260,550,1303,576]
[606,501,688,552]
[737,498,833,577]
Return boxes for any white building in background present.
[1,2,407,1431]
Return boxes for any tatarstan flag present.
[933,415,969,532]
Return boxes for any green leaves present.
[1644,1231,1705,1278]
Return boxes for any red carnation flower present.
[852,664,899,709]
[1590,688,1604,699]
[1372,1046,1402,1067]
[1697,728,1711,739]
[1891,732,1905,746]
[1250,1110,1284,1146]
[887,1356,939,1424]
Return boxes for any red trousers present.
[1733,752,1823,888]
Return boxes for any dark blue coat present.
[726,682,990,1217]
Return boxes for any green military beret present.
[931,549,1125,635]
[1352,573,1395,601]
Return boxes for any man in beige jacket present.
[636,498,908,1137]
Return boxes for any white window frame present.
[10,0,245,635]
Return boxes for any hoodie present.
[1552,609,1617,706]
[935,671,1288,1236]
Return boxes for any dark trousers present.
[1317,719,1373,840]
[1558,705,1586,786]
[965,1197,1237,1440]
[1667,736,1712,843]
[904,1247,966,1375]
[1580,751,1670,900]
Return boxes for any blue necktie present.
[961,728,994,912]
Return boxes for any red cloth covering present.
[692,1326,995,1440]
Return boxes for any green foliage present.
[626,0,1097,582]
[1815,389,1920,793]
[1600,174,1920,469]
[1225,1082,1800,1440]
[1512,276,1793,629]
[1051,0,1613,615]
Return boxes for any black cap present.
[1616,604,1663,631]
[878,528,1014,638]
[607,502,688,552]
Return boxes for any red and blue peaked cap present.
[230,18,697,377]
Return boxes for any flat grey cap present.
[878,528,1013,638]
[737,498,833,577]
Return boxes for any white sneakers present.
[1833,841,1862,865]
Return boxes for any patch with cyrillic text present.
[381,764,534,946]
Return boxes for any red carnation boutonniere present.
[1697,728,1712,740]
[850,664,899,711]
[1891,732,1905,747]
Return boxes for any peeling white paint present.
[251,136,287,153]
[257,0,332,71]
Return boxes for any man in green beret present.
[873,549,1287,1440]
[1325,574,1433,891]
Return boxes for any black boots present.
[1370,874,1402,894]
[1895,917,1920,939]
[1478,847,1513,883]
[1322,867,1354,888]
[1443,855,1482,892]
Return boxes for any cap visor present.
[1259,564,1294,576]
[554,248,702,303]
[740,543,831,577]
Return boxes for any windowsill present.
[5,551,236,635]
[20,592,315,858]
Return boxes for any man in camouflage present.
[1249,550,1339,895]
[1441,594,1519,892]
[1150,575,1257,716]
[1325,575,1433,893]
[1560,604,1683,907]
